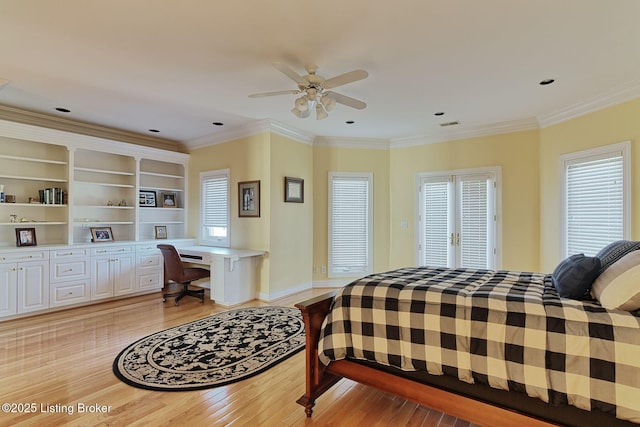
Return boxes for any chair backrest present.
[157,244,186,282]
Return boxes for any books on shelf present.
[38,187,67,205]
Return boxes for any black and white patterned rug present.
[112,306,305,391]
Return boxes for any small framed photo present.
[161,192,177,208]
[139,190,157,207]
[284,177,304,203]
[15,228,37,247]
[90,226,114,242]
[238,180,260,217]
[155,225,167,239]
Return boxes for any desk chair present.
[157,244,210,306]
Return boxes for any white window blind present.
[563,147,627,256]
[459,176,489,269]
[328,172,373,277]
[421,177,450,267]
[200,169,229,247]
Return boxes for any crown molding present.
[183,119,314,150]
[537,79,640,128]
[391,117,539,149]
[313,136,391,150]
[0,104,185,153]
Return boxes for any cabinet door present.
[91,256,114,300]
[113,255,135,296]
[17,261,49,313]
[0,263,18,317]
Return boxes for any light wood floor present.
[0,288,477,427]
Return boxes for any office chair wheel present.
[162,298,166,302]
[175,301,180,306]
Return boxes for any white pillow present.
[591,250,640,311]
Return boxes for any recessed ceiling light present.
[434,112,445,116]
[212,122,224,126]
[346,120,355,124]
[55,107,71,113]
[539,78,555,86]
[148,129,160,133]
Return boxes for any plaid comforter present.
[318,267,640,423]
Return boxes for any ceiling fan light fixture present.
[291,107,310,118]
[294,95,309,112]
[316,104,328,120]
[320,95,336,112]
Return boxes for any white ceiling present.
[1,0,640,149]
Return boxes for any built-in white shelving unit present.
[0,120,189,248]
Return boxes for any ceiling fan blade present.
[248,89,301,98]
[273,62,307,84]
[323,70,368,89]
[325,91,367,110]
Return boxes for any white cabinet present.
[136,243,164,292]
[0,251,49,315]
[91,245,135,300]
[0,263,17,317]
[49,248,90,307]
[17,260,49,313]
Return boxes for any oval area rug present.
[113,306,305,391]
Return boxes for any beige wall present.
[187,132,314,299]
[539,98,640,272]
[312,144,390,282]
[187,133,271,294]
[388,130,540,272]
[185,97,640,298]
[269,133,313,295]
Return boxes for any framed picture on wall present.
[238,180,260,217]
[284,177,304,203]
[15,228,37,247]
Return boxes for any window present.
[200,168,230,247]
[417,167,500,269]
[561,142,630,257]
[328,172,373,277]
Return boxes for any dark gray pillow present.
[552,254,601,299]
[596,240,640,274]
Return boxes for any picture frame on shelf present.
[154,225,167,239]
[90,226,114,242]
[15,228,37,247]
[284,177,304,203]
[139,190,157,207]
[238,180,260,217]
[161,192,177,208]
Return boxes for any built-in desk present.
[176,246,265,307]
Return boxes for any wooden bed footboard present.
[294,291,340,416]
[294,291,555,425]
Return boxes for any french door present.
[417,168,500,269]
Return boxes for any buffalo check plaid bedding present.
[318,267,640,423]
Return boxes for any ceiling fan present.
[249,63,368,120]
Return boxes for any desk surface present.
[178,245,265,259]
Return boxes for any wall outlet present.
[321,266,327,274]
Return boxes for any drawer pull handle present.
[64,269,73,272]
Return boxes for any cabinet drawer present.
[138,254,162,269]
[0,251,48,262]
[50,280,91,307]
[50,248,89,259]
[50,258,90,283]
[138,271,163,291]
[91,246,133,256]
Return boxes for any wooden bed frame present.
[295,292,635,427]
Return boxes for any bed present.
[295,262,640,426]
